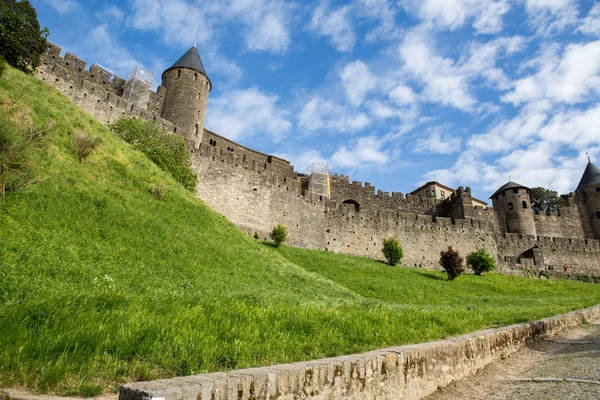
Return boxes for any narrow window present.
[173,127,177,133]
[596,211,600,218]
[197,93,200,100]
[513,188,519,193]
[508,202,513,210]
[441,190,445,200]
[596,187,600,192]
[194,73,198,81]
[177,70,181,78]
[194,124,199,136]
[522,201,528,209]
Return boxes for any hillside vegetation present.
[1,66,599,397]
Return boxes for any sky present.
[31,0,600,202]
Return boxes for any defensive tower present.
[491,181,536,236]
[574,160,600,239]
[160,43,211,149]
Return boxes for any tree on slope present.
[0,0,49,74]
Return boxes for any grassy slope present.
[0,66,599,396]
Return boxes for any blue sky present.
[32,0,600,201]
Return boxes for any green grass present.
[0,65,599,396]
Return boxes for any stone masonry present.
[36,42,600,277]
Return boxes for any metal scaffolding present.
[122,66,153,110]
[305,161,331,199]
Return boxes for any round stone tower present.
[160,44,211,149]
[491,181,536,236]
[574,160,600,239]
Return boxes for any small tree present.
[382,237,403,266]
[270,224,287,247]
[74,131,100,163]
[0,0,49,74]
[466,248,496,275]
[440,246,464,281]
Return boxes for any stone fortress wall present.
[35,43,600,277]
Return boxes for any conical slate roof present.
[162,45,211,90]
[575,161,600,191]
[490,181,529,198]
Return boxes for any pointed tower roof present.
[162,45,211,90]
[575,161,600,191]
[490,181,529,198]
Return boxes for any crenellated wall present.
[36,43,177,132]
[33,42,600,277]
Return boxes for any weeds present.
[74,131,100,163]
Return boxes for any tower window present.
[596,187,600,192]
[522,201,528,209]
[513,189,519,193]
[194,73,197,81]
[197,93,200,100]
[177,70,181,78]
[508,202,513,210]
[194,124,199,136]
[596,211,600,218]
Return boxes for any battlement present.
[37,42,172,130]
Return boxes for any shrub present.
[466,248,496,275]
[253,231,260,240]
[0,113,47,196]
[382,237,403,266]
[440,246,464,281]
[270,224,287,247]
[150,182,165,201]
[110,119,198,191]
[0,0,49,74]
[0,55,6,78]
[74,131,100,163]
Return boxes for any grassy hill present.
[1,66,599,397]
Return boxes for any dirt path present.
[426,319,600,400]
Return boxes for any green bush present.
[270,224,287,247]
[440,246,464,281]
[110,119,197,191]
[253,231,260,240]
[466,248,496,275]
[0,56,6,78]
[382,237,403,266]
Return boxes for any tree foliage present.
[270,224,288,247]
[530,187,562,212]
[110,119,197,191]
[0,0,49,74]
[440,246,464,281]
[466,248,496,275]
[382,237,403,266]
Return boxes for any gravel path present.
[426,319,600,400]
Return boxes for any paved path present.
[427,319,600,400]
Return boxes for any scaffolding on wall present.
[122,66,154,111]
[305,162,331,199]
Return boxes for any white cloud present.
[356,0,401,41]
[578,3,600,37]
[276,150,329,172]
[402,0,511,34]
[42,0,79,14]
[96,5,125,21]
[399,28,476,111]
[206,88,292,142]
[502,40,600,106]
[80,25,140,76]
[413,129,462,154]
[310,2,356,52]
[130,0,291,53]
[298,97,370,133]
[339,61,377,106]
[388,84,417,105]
[524,0,579,35]
[330,136,389,169]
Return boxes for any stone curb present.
[117,304,600,400]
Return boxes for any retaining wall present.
[120,304,600,400]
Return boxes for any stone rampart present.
[119,305,600,400]
[36,43,176,131]
[534,206,586,239]
[496,233,600,275]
